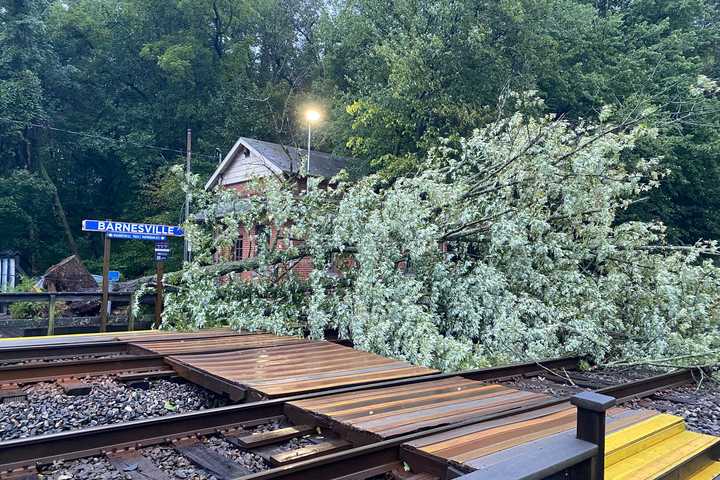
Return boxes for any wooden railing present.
[0,292,155,335]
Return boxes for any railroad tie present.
[269,438,353,466]
[0,384,27,404]
[117,370,177,383]
[0,466,38,480]
[391,470,440,480]
[175,439,253,479]
[59,380,92,396]
[229,424,316,448]
[106,451,172,480]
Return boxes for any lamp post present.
[305,109,321,180]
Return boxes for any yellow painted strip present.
[685,460,720,480]
[605,431,720,480]
[605,414,686,467]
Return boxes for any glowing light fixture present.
[304,109,322,186]
[305,109,321,123]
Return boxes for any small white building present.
[0,251,20,292]
[0,251,22,314]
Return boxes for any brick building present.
[205,137,349,279]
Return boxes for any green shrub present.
[9,301,45,319]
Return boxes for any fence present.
[0,291,155,335]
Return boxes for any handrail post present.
[571,391,616,480]
[47,294,56,336]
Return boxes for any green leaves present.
[170,107,720,369]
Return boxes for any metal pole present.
[183,129,192,262]
[154,261,164,328]
[307,122,311,180]
[100,234,111,332]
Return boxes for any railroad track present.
[0,331,711,480]
[0,358,698,479]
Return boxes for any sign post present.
[154,240,170,327]
[82,220,183,333]
[100,234,111,332]
[154,261,164,328]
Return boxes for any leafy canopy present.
[166,97,720,369]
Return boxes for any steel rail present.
[0,331,244,362]
[235,368,701,480]
[0,343,130,363]
[0,356,580,472]
[0,354,169,384]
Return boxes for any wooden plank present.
[269,439,353,466]
[404,403,572,450]
[259,367,438,397]
[60,382,92,396]
[685,458,720,480]
[438,409,578,462]
[175,440,252,479]
[231,425,315,448]
[350,390,544,429]
[401,407,678,477]
[168,341,436,398]
[392,472,439,480]
[311,381,504,418]
[289,376,475,410]
[605,431,720,480]
[107,451,172,480]
[286,378,553,442]
[331,462,403,480]
[188,351,395,378]
[605,414,685,467]
[132,334,308,355]
[0,388,26,404]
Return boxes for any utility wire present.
[0,117,222,161]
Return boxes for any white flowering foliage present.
[163,110,720,371]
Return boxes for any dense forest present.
[1,0,719,279]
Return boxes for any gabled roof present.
[206,137,351,190]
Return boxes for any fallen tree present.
[161,96,720,371]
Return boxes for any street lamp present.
[305,109,321,178]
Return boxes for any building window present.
[233,233,244,261]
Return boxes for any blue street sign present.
[82,220,184,241]
[108,271,120,282]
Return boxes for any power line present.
[0,117,222,160]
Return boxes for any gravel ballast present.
[37,433,316,479]
[503,367,720,437]
[0,376,227,440]
[627,380,720,436]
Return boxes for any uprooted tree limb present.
[152,97,720,370]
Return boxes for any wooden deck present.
[285,376,550,443]
[129,333,308,355]
[399,405,720,479]
[166,341,437,400]
[402,405,653,470]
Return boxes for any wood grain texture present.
[168,341,436,398]
[404,407,656,469]
[129,333,307,355]
[287,376,549,440]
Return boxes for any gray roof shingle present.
[240,137,349,178]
